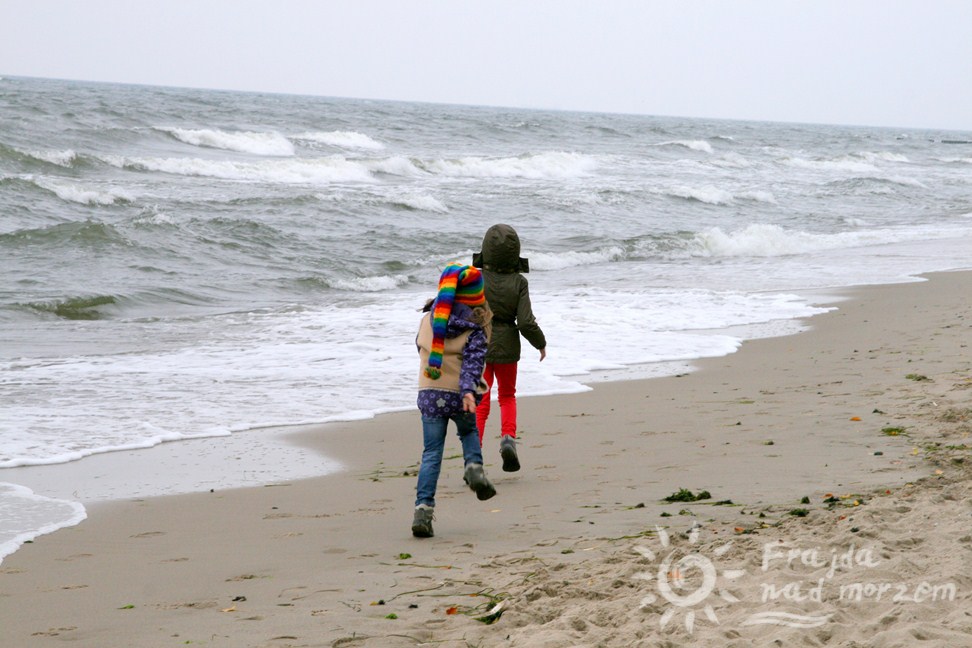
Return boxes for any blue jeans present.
[415,412,484,507]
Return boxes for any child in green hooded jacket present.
[473,224,547,473]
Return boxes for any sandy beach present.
[2,271,972,647]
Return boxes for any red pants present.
[476,362,518,444]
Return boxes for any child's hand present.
[462,393,477,412]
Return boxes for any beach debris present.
[873,408,886,414]
[232,596,246,602]
[905,373,931,382]
[118,605,135,610]
[850,416,862,421]
[446,606,458,615]
[882,426,907,436]
[396,553,412,560]
[713,499,734,506]
[664,488,712,502]
[385,613,398,619]
[370,600,386,606]
[221,606,236,613]
[474,600,508,625]
[874,451,884,456]
[763,440,775,445]
[789,509,809,517]
[800,496,811,504]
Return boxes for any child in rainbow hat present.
[412,263,496,537]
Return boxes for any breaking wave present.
[157,127,295,156]
[420,151,597,179]
[293,130,385,150]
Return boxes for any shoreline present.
[2,271,971,646]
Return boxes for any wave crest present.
[659,140,713,154]
[21,295,118,320]
[293,130,385,150]
[34,177,134,205]
[106,155,374,184]
[421,151,597,179]
[157,127,295,156]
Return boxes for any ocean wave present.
[825,175,928,191]
[695,224,822,256]
[362,156,425,177]
[105,155,375,184]
[386,192,448,213]
[0,144,86,170]
[937,156,972,165]
[27,149,79,167]
[658,140,713,154]
[782,156,878,173]
[689,223,966,258]
[33,177,134,205]
[420,151,597,179]
[709,152,751,168]
[329,274,411,292]
[20,295,118,320]
[529,246,626,271]
[656,184,735,205]
[0,483,87,565]
[293,130,385,150]
[156,127,295,156]
[852,150,910,163]
[1,221,130,249]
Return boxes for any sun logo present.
[633,525,745,633]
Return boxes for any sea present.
[1,75,970,562]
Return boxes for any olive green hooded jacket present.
[473,224,546,364]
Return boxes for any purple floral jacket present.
[416,302,488,418]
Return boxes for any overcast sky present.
[3,1,971,131]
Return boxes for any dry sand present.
[2,271,971,647]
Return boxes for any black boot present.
[411,504,434,537]
[463,463,497,501]
[500,435,520,472]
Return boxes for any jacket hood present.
[474,224,528,274]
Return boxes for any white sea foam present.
[34,177,134,205]
[691,223,972,258]
[158,127,295,156]
[293,130,385,150]
[106,155,374,184]
[659,140,714,154]
[737,190,778,203]
[389,192,449,212]
[659,184,735,205]
[853,151,910,163]
[710,152,751,168]
[881,175,927,188]
[29,149,78,167]
[0,483,86,565]
[330,274,411,292]
[423,151,597,179]
[363,156,425,177]
[783,156,878,173]
[529,247,626,271]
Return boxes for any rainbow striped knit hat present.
[425,263,486,380]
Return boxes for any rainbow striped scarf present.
[425,263,485,379]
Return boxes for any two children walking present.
[412,225,546,538]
